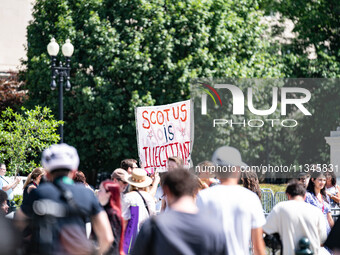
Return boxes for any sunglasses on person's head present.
[117,178,127,184]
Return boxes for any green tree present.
[262,0,340,77]
[0,106,61,175]
[260,0,340,165]
[23,0,282,176]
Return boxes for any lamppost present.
[47,38,74,143]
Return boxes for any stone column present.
[325,127,340,182]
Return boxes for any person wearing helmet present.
[15,143,114,255]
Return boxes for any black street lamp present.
[47,38,74,143]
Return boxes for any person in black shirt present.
[131,169,227,255]
[325,217,340,254]
[15,143,114,255]
[22,167,44,205]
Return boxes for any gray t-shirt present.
[131,209,227,255]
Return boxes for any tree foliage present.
[260,0,340,166]
[0,106,61,175]
[23,0,282,176]
[262,0,340,77]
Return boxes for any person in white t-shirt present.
[196,146,266,255]
[263,181,328,255]
[0,163,21,201]
[122,168,156,232]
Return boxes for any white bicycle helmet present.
[42,143,79,172]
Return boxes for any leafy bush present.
[13,194,23,208]
[0,106,62,175]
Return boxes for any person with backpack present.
[15,143,114,255]
[263,181,327,255]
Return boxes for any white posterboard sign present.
[135,100,191,172]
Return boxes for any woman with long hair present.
[306,171,334,234]
[241,170,261,199]
[73,170,93,191]
[22,167,45,203]
[325,170,340,208]
[97,180,124,255]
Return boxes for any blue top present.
[305,191,331,234]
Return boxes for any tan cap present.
[111,168,128,182]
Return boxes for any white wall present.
[325,128,340,181]
[0,0,34,72]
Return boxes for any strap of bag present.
[53,180,87,218]
[53,181,97,253]
[0,176,9,184]
[135,190,150,215]
[32,179,95,255]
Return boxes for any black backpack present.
[27,182,95,255]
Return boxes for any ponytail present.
[23,173,33,189]
[23,167,45,189]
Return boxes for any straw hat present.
[126,168,152,188]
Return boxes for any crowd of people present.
[0,144,339,255]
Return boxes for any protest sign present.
[135,100,192,172]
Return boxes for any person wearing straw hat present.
[122,168,156,232]
[121,168,156,254]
